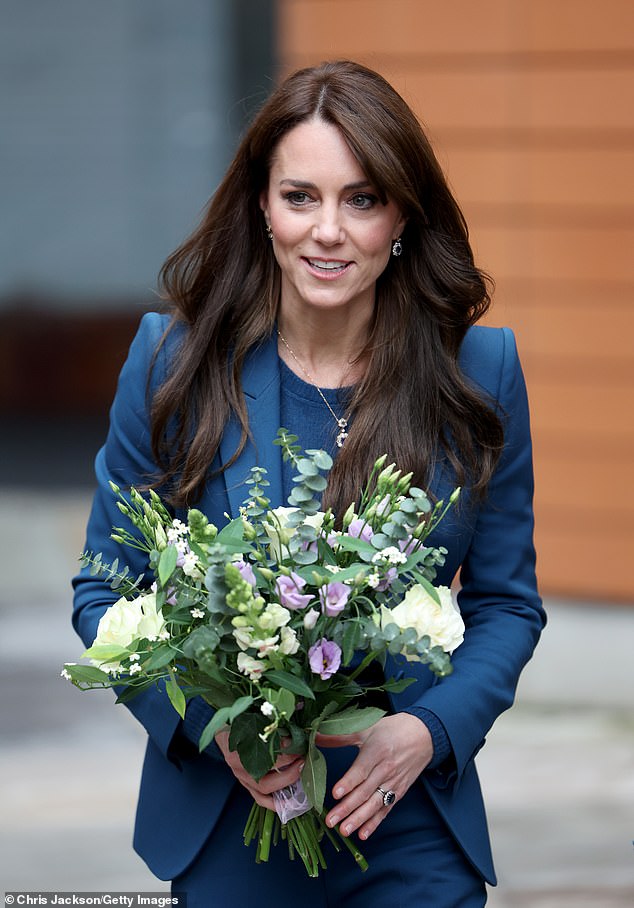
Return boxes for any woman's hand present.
[315,713,433,840]
[214,731,304,810]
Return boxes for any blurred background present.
[1,1,632,904]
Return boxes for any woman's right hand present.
[214,730,304,809]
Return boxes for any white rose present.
[262,507,325,562]
[93,592,166,669]
[383,584,464,655]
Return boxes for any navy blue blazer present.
[73,312,545,885]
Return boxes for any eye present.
[349,193,378,210]
[284,191,313,206]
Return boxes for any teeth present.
[308,259,347,271]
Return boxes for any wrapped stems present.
[243,803,368,878]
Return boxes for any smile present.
[304,258,352,275]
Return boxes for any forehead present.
[269,118,369,183]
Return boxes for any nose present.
[311,202,344,246]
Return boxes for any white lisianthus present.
[258,603,292,631]
[93,593,166,669]
[382,584,465,655]
[262,507,325,562]
[237,652,267,681]
[303,608,320,629]
[278,625,300,655]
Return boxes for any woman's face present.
[260,118,405,321]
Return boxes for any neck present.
[277,310,371,388]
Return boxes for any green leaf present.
[318,706,385,736]
[229,695,254,721]
[81,643,129,663]
[229,713,275,780]
[143,645,176,671]
[198,706,232,751]
[166,669,186,719]
[382,676,416,693]
[263,670,316,700]
[158,545,178,587]
[301,741,327,812]
[65,664,112,685]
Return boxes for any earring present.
[266,224,273,241]
[392,237,402,257]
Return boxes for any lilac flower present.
[308,638,342,680]
[319,581,350,617]
[275,572,313,610]
[347,518,373,543]
[233,559,257,586]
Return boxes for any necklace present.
[277,330,349,448]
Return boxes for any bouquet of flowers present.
[64,429,464,877]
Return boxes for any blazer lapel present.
[219,334,283,517]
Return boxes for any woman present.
[73,61,544,906]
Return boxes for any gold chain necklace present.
[277,330,349,448]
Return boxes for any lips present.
[303,257,352,275]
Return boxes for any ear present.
[394,212,407,239]
[259,190,270,222]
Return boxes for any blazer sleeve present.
[406,327,546,789]
[71,312,207,763]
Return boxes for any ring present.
[376,786,396,807]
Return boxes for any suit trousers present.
[171,745,487,907]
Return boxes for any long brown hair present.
[152,60,503,510]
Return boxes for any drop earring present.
[392,237,402,257]
[266,224,273,240]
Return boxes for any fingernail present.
[342,823,352,835]
[299,762,305,772]
[328,814,339,828]
[334,786,344,798]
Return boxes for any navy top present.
[279,356,350,501]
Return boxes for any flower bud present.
[342,502,356,530]
[396,472,414,494]
[258,567,275,582]
[449,487,461,504]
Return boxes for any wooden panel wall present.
[278,0,634,601]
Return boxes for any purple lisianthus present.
[319,581,350,617]
[347,518,373,543]
[275,572,313,610]
[233,559,257,587]
[376,566,398,591]
[308,638,342,680]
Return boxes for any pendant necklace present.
[277,330,349,448]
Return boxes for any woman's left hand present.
[315,713,433,840]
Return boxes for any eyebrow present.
[279,179,373,191]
